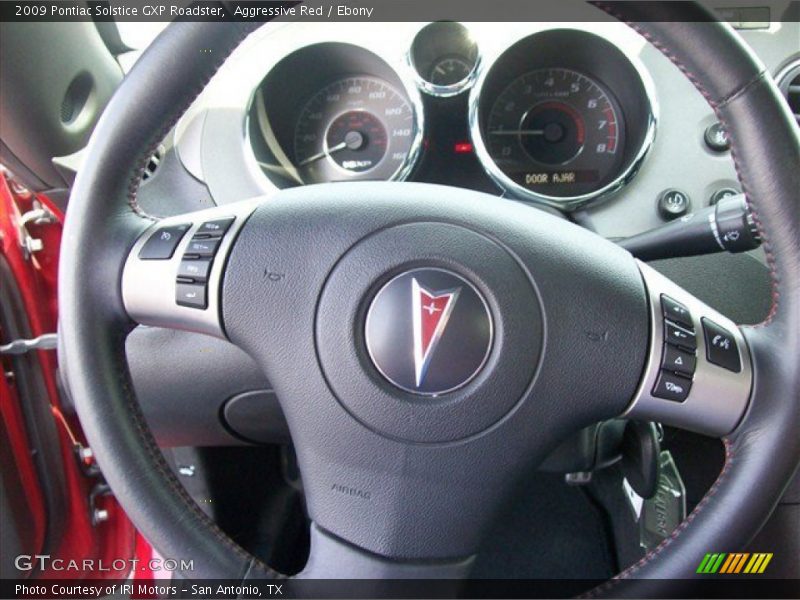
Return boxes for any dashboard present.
[127,12,798,447]
[165,15,799,239]
[247,25,656,212]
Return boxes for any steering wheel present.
[59,3,799,595]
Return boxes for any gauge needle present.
[298,141,348,167]
[298,131,368,167]
[489,129,545,135]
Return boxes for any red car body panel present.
[0,172,153,581]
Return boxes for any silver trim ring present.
[468,31,659,211]
[406,22,482,99]
[122,199,262,340]
[244,48,425,188]
[408,50,482,99]
[624,261,752,437]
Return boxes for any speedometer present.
[484,68,626,199]
[294,77,417,183]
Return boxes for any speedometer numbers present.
[486,69,625,198]
[294,77,416,183]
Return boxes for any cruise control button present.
[177,259,212,283]
[661,295,693,329]
[662,344,697,376]
[196,217,234,238]
[664,320,697,351]
[138,224,190,260]
[702,318,741,372]
[184,238,221,258]
[176,283,207,309]
[652,371,692,402]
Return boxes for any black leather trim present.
[59,22,279,580]
[593,2,768,107]
[583,9,800,596]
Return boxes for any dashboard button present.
[653,371,692,402]
[138,224,190,260]
[196,217,234,238]
[702,318,741,372]
[704,122,730,152]
[661,295,693,329]
[664,320,697,351]
[177,259,212,283]
[661,344,697,376]
[658,189,691,220]
[176,283,207,309]
[709,187,739,206]
[184,238,221,258]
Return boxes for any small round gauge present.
[410,22,479,96]
[429,57,473,87]
[485,68,625,198]
[294,77,416,183]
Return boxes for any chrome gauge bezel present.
[468,31,659,211]
[407,22,482,98]
[244,41,425,189]
[410,52,482,99]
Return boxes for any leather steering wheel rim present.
[59,4,800,593]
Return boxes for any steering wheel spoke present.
[298,524,474,581]
[122,199,261,337]
[624,262,753,438]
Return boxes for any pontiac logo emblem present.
[412,279,460,387]
[364,268,492,396]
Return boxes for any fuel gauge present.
[429,57,474,87]
[410,22,479,97]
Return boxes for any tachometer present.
[294,77,417,183]
[485,68,625,198]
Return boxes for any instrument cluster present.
[249,42,423,188]
[247,25,657,211]
[471,29,657,210]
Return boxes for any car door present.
[0,15,147,577]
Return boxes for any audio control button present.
[653,371,692,402]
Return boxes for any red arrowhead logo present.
[412,278,461,387]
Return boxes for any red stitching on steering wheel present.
[591,2,779,329]
[121,22,285,581]
[126,23,258,222]
[584,3,782,594]
[579,438,734,597]
[120,14,783,587]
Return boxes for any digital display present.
[513,169,601,188]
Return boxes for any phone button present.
[702,318,741,373]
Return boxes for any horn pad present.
[316,222,543,443]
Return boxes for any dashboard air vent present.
[776,60,800,126]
